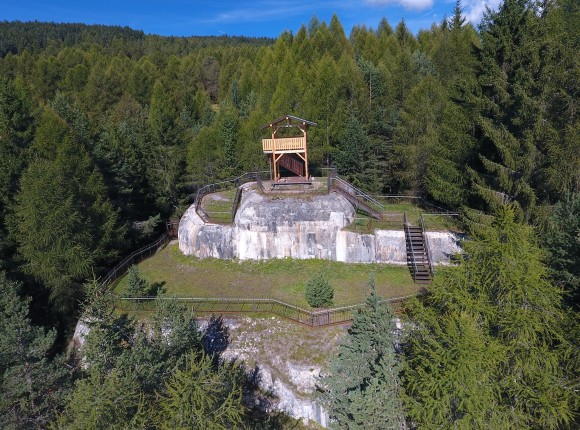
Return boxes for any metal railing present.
[403,213,418,281]
[420,214,435,276]
[116,295,412,327]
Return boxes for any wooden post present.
[303,122,309,179]
[271,125,277,181]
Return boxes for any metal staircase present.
[404,214,433,284]
[278,154,304,177]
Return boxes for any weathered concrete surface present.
[425,231,464,264]
[179,188,463,264]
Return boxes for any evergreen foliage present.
[305,272,334,308]
[320,281,403,429]
[126,265,150,298]
[0,10,577,428]
[542,192,580,309]
[155,351,245,429]
[403,205,575,428]
[13,107,122,312]
[0,272,72,429]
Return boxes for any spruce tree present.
[320,281,403,429]
[125,265,150,298]
[0,78,34,266]
[403,205,575,429]
[0,272,71,429]
[466,0,545,219]
[305,272,334,308]
[335,113,375,189]
[542,192,580,309]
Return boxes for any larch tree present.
[403,205,575,429]
[14,107,122,312]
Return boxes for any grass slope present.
[115,243,421,309]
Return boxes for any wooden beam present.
[271,125,277,180]
[304,127,309,178]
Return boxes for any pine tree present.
[403,205,575,429]
[320,281,403,429]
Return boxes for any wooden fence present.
[101,232,171,288]
[194,171,269,223]
[115,295,411,327]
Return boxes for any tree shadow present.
[202,314,230,358]
[148,280,166,296]
[239,363,300,429]
[201,316,301,429]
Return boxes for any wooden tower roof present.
[260,115,318,129]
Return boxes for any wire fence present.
[115,295,412,327]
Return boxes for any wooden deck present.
[272,176,312,187]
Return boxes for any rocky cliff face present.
[179,188,462,264]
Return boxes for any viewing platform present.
[261,115,317,181]
[262,137,306,153]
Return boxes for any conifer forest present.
[0,0,579,428]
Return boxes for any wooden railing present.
[101,232,171,288]
[116,295,412,327]
[420,214,435,276]
[403,213,418,280]
[194,171,268,224]
[262,137,306,152]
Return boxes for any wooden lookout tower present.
[261,115,317,182]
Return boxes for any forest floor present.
[114,243,421,309]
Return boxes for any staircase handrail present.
[420,214,435,276]
[330,176,384,210]
[404,213,418,280]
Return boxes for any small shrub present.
[126,265,150,298]
[305,272,333,308]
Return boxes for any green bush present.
[126,264,150,297]
[305,272,333,308]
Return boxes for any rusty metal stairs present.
[404,214,433,284]
[278,154,304,177]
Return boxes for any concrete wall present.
[179,189,463,264]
